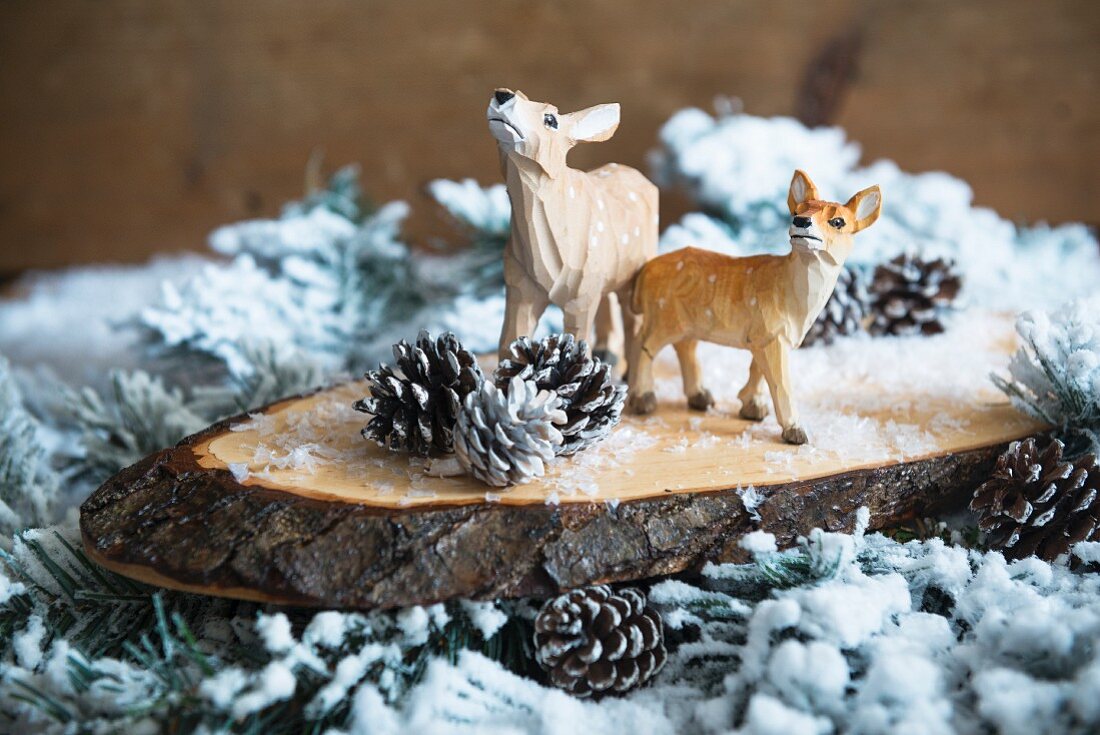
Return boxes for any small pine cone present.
[970,437,1100,561]
[868,253,962,336]
[495,334,626,455]
[353,330,482,456]
[802,266,870,347]
[453,376,566,487]
[535,585,667,699]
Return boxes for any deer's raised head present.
[786,170,882,264]
[487,88,621,179]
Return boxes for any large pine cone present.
[453,377,566,487]
[868,254,962,336]
[495,334,626,455]
[353,330,482,456]
[970,437,1100,561]
[535,585,666,699]
[802,266,870,347]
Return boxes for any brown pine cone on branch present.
[534,585,667,699]
[802,266,870,347]
[495,334,626,456]
[868,253,962,336]
[353,330,483,456]
[970,437,1100,561]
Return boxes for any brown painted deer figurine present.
[487,88,658,366]
[627,170,883,445]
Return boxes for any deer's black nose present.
[494,90,515,105]
[792,216,812,228]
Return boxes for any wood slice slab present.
[81,311,1045,608]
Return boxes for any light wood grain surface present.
[196,311,1044,509]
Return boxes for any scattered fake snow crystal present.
[737,485,764,521]
[227,463,250,482]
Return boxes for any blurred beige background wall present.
[0,0,1097,273]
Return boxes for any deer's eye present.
[829,217,846,229]
[543,113,558,129]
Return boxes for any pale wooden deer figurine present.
[487,88,658,366]
[627,170,882,445]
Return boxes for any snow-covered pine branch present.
[652,106,1100,312]
[0,357,58,541]
[994,297,1100,457]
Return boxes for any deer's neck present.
[501,151,572,283]
[784,246,845,338]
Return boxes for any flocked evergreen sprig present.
[993,297,1100,458]
[0,526,531,734]
[426,178,511,297]
[0,358,58,541]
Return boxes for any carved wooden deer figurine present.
[627,170,882,444]
[487,88,658,366]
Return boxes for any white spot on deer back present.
[621,233,629,244]
[676,260,684,271]
[633,226,640,238]
[628,191,637,202]
[569,186,576,199]
[708,274,717,283]
[590,234,598,247]
[596,221,605,232]
[597,199,605,210]
[657,297,667,308]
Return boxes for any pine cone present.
[534,585,667,699]
[868,254,962,336]
[453,376,566,487]
[970,437,1100,561]
[495,334,626,455]
[802,266,870,347]
[353,330,482,456]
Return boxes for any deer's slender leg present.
[673,339,713,411]
[563,302,600,347]
[627,322,673,415]
[616,285,640,380]
[756,339,806,444]
[738,358,770,421]
[593,293,624,374]
[498,281,549,357]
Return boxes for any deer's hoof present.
[782,425,809,445]
[629,391,657,415]
[739,399,769,421]
[688,389,714,412]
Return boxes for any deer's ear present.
[568,104,621,143]
[787,170,820,214]
[845,185,883,232]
